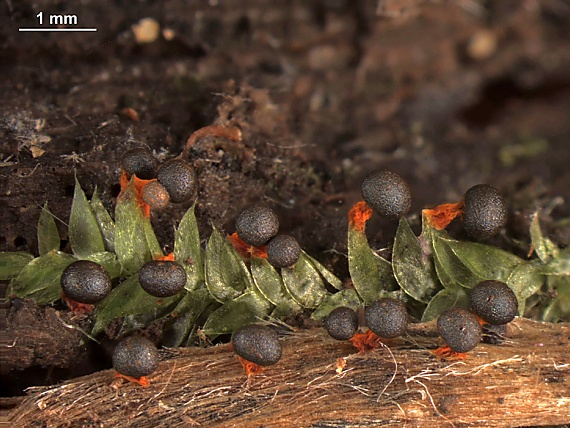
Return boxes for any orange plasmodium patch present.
[350,329,381,352]
[156,252,175,262]
[237,356,265,376]
[113,371,151,387]
[474,314,487,327]
[348,201,373,233]
[227,232,268,259]
[119,170,154,218]
[335,357,347,374]
[61,293,94,314]
[423,201,464,230]
[432,345,468,360]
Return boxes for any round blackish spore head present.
[156,159,197,203]
[462,184,507,240]
[61,260,112,304]
[437,308,482,353]
[236,206,279,247]
[231,324,281,366]
[364,298,408,339]
[324,307,359,340]
[266,235,301,268]
[470,280,518,325]
[361,170,411,218]
[112,336,159,378]
[142,181,171,210]
[121,148,158,180]
[138,260,187,297]
[481,323,508,345]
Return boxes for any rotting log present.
[9,318,570,427]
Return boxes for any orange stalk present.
[156,252,175,261]
[432,345,468,360]
[119,170,154,218]
[227,233,268,259]
[348,201,373,233]
[61,293,94,314]
[350,329,381,352]
[423,200,464,230]
[237,356,265,376]
[113,372,151,387]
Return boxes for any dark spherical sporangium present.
[325,307,359,340]
[437,308,482,353]
[365,298,408,339]
[231,324,282,366]
[361,170,411,218]
[236,206,279,247]
[113,335,159,378]
[61,260,112,304]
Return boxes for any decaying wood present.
[2,301,87,372]
[9,318,570,427]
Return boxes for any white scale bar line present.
[19,28,97,32]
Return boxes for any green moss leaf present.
[251,256,290,305]
[162,289,218,347]
[529,212,560,263]
[432,230,488,289]
[114,178,153,274]
[508,260,545,316]
[421,286,469,322]
[542,276,570,322]
[174,205,204,291]
[270,300,303,319]
[69,178,106,258]
[38,203,60,256]
[393,217,439,303]
[144,216,163,259]
[201,291,272,337]
[304,253,343,291]
[311,288,362,321]
[444,239,522,282]
[82,251,122,278]
[90,189,115,253]
[9,251,76,304]
[0,252,35,281]
[205,227,253,303]
[91,275,183,336]
[282,252,329,308]
[348,227,397,303]
[542,248,570,276]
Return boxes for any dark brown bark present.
[2,300,87,373]
[9,318,570,427]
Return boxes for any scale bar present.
[19,28,97,32]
